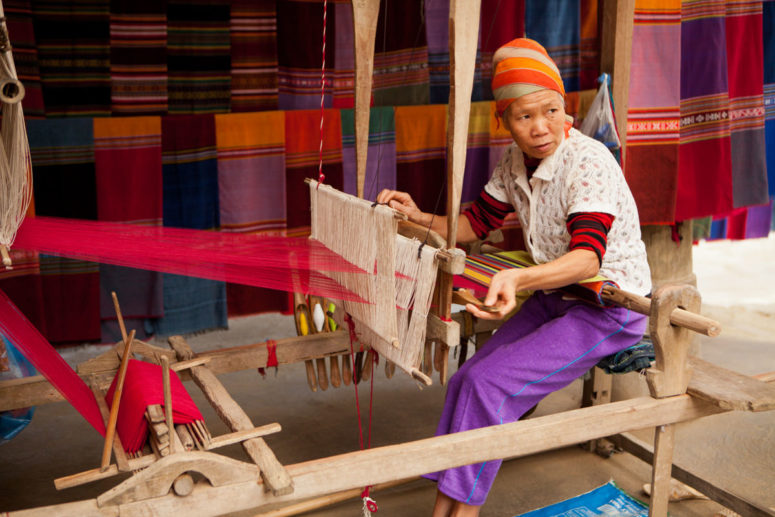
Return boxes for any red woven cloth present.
[105,359,204,452]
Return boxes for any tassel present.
[361,487,378,516]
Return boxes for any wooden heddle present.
[308,180,439,384]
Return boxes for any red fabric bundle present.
[105,359,204,453]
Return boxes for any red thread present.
[317,0,329,187]
[266,340,278,368]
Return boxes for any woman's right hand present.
[376,189,425,223]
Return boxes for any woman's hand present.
[376,189,425,223]
[466,268,523,320]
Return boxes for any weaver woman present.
[377,38,651,517]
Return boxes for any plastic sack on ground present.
[0,332,36,444]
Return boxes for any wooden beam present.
[0,332,351,412]
[687,356,775,412]
[600,0,634,158]
[13,394,728,517]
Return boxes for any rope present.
[317,0,329,188]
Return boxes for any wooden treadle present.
[687,356,775,412]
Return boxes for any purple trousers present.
[424,290,647,505]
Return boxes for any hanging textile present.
[229,0,279,112]
[394,104,447,214]
[477,0,525,101]
[425,0,450,104]
[167,0,231,114]
[0,288,105,435]
[726,1,768,209]
[284,109,344,237]
[332,0,354,109]
[32,0,110,117]
[109,0,168,115]
[579,0,601,91]
[149,114,226,337]
[764,0,775,205]
[4,0,45,117]
[525,0,581,93]
[624,0,682,224]
[676,1,733,221]
[340,106,396,200]
[276,0,335,110]
[93,117,164,343]
[215,110,289,315]
[462,101,495,209]
[372,0,429,106]
[28,118,100,343]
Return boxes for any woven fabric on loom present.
[230,0,279,112]
[215,111,289,315]
[340,106,396,200]
[109,0,168,115]
[373,0,430,106]
[276,0,336,110]
[94,117,164,343]
[477,0,525,101]
[676,1,733,221]
[27,118,101,344]
[526,0,581,93]
[455,250,618,308]
[284,109,344,237]
[149,115,227,337]
[395,105,447,214]
[32,0,111,117]
[624,0,681,224]
[4,0,45,118]
[167,1,231,114]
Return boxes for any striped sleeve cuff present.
[463,191,515,240]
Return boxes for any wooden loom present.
[2,2,775,517]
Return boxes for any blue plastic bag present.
[0,332,36,444]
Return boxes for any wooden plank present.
[207,423,282,451]
[167,336,293,497]
[687,356,775,412]
[0,332,350,412]
[54,455,156,491]
[649,424,676,517]
[600,0,635,158]
[16,394,727,517]
[612,432,775,517]
[425,313,460,348]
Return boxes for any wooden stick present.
[170,356,212,372]
[175,424,194,451]
[55,455,156,491]
[160,355,175,454]
[207,423,282,450]
[601,286,721,336]
[329,355,341,388]
[100,329,135,472]
[110,291,128,342]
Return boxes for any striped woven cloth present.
[167,1,231,114]
[525,0,581,93]
[624,0,681,224]
[455,250,619,308]
[229,0,279,112]
[109,0,168,115]
[93,117,164,343]
[340,106,396,200]
[395,105,446,214]
[765,2,775,207]
[4,0,45,117]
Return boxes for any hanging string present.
[317,0,329,188]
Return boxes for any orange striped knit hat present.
[492,38,565,117]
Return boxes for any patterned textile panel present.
[166,0,231,114]
[394,104,446,214]
[340,106,396,201]
[625,0,681,224]
[579,0,601,91]
[276,0,336,110]
[229,0,279,112]
[215,111,288,315]
[726,1,768,209]
[4,0,45,117]
[763,1,774,204]
[32,0,111,117]
[462,101,496,209]
[676,1,733,221]
[331,0,353,108]
[477,0,525,101]
[147,114,227,336]
[27,118,101,343]
[93,117,163,342]
[425,0,450,105]
[109,0,168,115]
[284,109,343,237]
[372,0,430,106]
[526,0,581,93]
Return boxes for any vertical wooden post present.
[601,0,635,160]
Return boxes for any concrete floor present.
[1,302,774,516]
